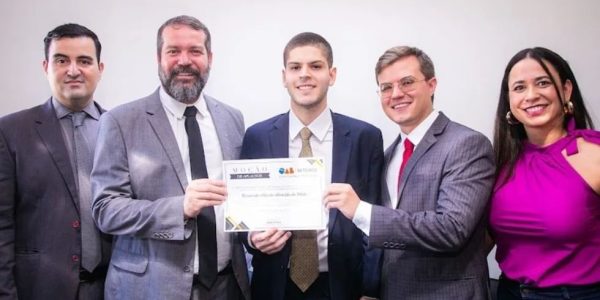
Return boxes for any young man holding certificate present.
[240,32,383,300]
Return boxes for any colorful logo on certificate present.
[278,167,295,175]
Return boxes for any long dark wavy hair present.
[493,47,595,187]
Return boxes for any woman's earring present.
[505,111,519,125]
[563,101,574,115]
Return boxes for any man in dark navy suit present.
[241,32,383,300]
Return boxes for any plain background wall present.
[2,0,599,279]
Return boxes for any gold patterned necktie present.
[289,127,319,292]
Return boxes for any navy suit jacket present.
[0,99,111,300]
[240,111,383,300]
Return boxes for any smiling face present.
[43,37,104,110]
[283,45,336,114]
[158,24,212,104]
[508,57,572,139]
[377,55,436,134]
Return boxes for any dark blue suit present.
[240,111,383,300]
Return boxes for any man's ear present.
[329,67,337,86]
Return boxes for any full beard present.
[159,65,209,104]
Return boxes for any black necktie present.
[184,106,217,288]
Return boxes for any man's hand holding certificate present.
[223,157,326,232]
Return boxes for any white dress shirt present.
[353,110,439,236]
[289,108,333,272]
[159,87,232,274]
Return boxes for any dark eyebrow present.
[510,80,525,87]
[287,59,326,66]
[51,53,94,61]
[77,55,94,61]
[308,60,326,65]
[52,53,68,60]
[535,75,551,81]
[510,75,551,87]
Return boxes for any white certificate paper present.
[223,157,326,232]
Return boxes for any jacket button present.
[72,220,80,228]
[383,242,389,247]
[72,255,80,262]
[184,265,191,272]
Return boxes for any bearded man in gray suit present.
[91,15,250,300]
[325,46,495,299]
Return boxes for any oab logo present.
[278,167,295,175]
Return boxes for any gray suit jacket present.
[0,99,111,300]
[370,112,494,300]
[91,89,250,300]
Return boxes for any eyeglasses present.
[377,76,427,98]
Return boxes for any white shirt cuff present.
[352,201,372,236]
[247,232,257,249]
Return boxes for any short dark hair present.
[157,15,211,58]
[283,32,333,67]
[44,23,101,62]
[493,47,595,186]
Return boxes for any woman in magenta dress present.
[489,47,600,299]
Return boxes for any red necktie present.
[397,138,414,191]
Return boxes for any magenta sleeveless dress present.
[490,122,600,288]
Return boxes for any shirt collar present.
[52,97,100,120]
[289,107,332,142]
[159,86,209,119]
[401,109,439,146]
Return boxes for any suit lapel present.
[94,101,107,114]
[268,113,289,158]
[382,134,402,208]
[206,96,236,160]
[145,91,188,190]
[396,113,449,208]
[34,99,80,209]
[329,112,351,232]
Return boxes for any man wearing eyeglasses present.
[324,46,495,299]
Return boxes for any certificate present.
[223,157,326,232]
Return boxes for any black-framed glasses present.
[377,76,427,98]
